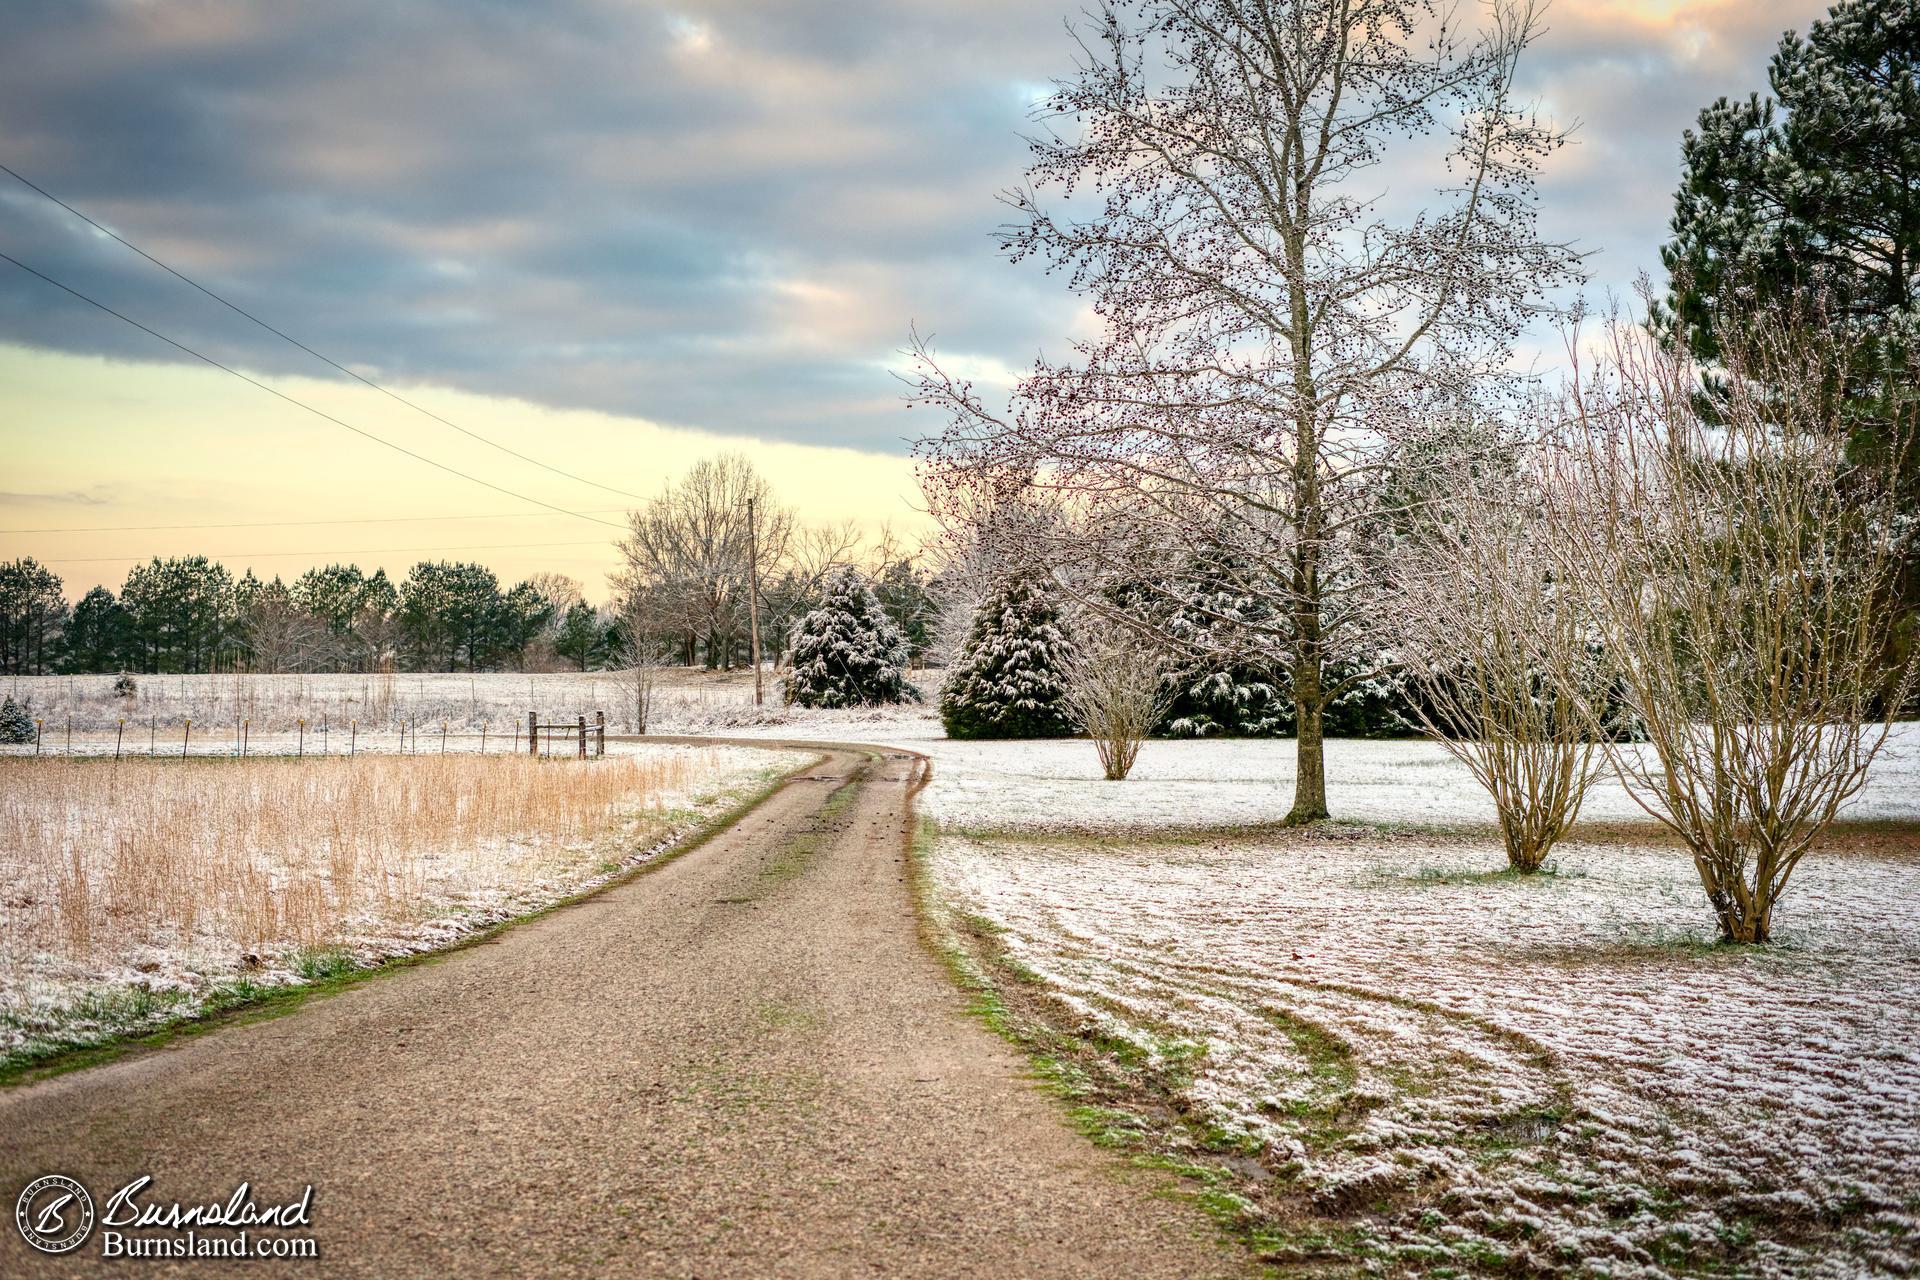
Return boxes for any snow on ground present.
[930,829,1920,1276]
[700,697,1920,832]
[18,670,1911,833]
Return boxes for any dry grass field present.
[0,743,805,1070]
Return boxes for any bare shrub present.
[1060,614,1174,781]
[1548,308,1915,942]
[610,597,660,734]
[1385,455,1607,872]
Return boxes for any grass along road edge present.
[0,745,825,1087]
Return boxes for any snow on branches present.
[783,567,916,709]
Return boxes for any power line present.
[0,250,628,531]
[0,160,652,502]
[37,539,612,566]
[2,509,628,535]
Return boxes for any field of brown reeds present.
[0,748,741,975]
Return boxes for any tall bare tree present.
[613,454,793,669]
[1547,305,1915,942]
[913,0,1581,821]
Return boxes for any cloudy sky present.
[1,0,1826,596]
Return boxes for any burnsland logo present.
[15,1174,319,1260]
[15,1175,95,1255]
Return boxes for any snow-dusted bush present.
[1549,310,1916,942]
[0,695,34,744]
[1385,457,1607,873]
[941,577,1078,739]
[783,567,916,708]
[111,671,138,699]
[1061,617,1174,780]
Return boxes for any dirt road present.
[0,742,1244,1278]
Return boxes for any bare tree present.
[1060,611,1176,780]
[1384,447,1607,872]
[609,593,660,735]
[613,454,793,669]
[762,518,864,665]
[913,0,1581,822]
[243,580,326,674]
[1547,305,1916,942]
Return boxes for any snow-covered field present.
[909,729,1920,831]
[9,670,1918,1273]
[0,740,810,1071]
[0,668,775,741]
[930,828,1920,1276]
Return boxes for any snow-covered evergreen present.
[940,577,1078,740]
[0,695,34,744]
[783,566,917,708]
[1158,558,1420,739]
[1159,565,1289,738]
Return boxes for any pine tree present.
[784,566,916,708]
[940,577,1078,739]
[0,695,34,745]
[1663,0,1918,402]
[1158,560,1289,738]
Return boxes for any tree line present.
[610,453,937,672]
[2,455,943,679]
[0,556,612,675]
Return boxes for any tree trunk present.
[1288,660,1329,824]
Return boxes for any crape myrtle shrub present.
[941,576,1078,740]
[784,566,918,709]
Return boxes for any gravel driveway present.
[0,741,1245,1278]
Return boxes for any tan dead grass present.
[0,752,707,964]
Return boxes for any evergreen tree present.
[398,561,501,672]
[873,558,938,663]
[1663,0,1918,406]
[120,556,239,673]
[555,602,606,670]
[0,695,34,745]
[57,586,130,673]
[784,566,915,708]
[1158,558,1290,738]
[0,557,68,675]
[940,577,1077,740]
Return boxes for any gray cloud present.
[0,0,1828,454]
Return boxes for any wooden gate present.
[527,710,607,758]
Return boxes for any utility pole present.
[746,495,764,706]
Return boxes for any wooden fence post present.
[596,710,605,757]
[577,714,587,759]
[528,711,538,757]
